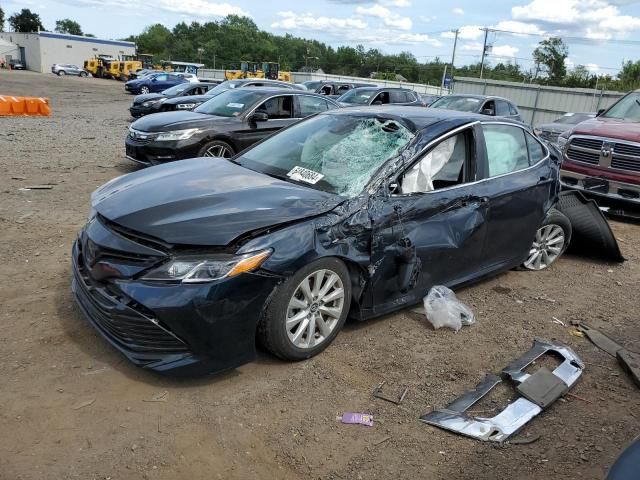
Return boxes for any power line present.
[489,27,640,46]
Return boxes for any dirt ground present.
[1,69,639,480]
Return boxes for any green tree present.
[0,6,5,31]
[55,18,83,35]
[532,37,568,83]
[8,8,44,32]
[617,60,640,90]
[134,24,172,59]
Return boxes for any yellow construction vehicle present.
[83,55,116,78]
[117,59,143,81]
[224,61,291,82]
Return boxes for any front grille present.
[74,247,188,354]
[611,157,640,172]
[614,142,640,157]
[566,147,600,165]
[571,137,603,150]
[127,134,153,146]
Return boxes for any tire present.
[198,140,235,158]
[258,257,352,361]
[79,72,87,77]
[521,209,572,271]
[57,70,66,76]
[140,86,150,94]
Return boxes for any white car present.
[175,73,200,84]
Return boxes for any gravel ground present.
[1,69,639,480]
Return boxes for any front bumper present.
[71,238,279,376]
[560,167,640,214]
[125,136,203,166]
[129,104,157,117]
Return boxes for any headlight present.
[141,249,272,283]
[557,135,568,149]
[155,128,201,141]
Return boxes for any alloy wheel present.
[286,269,345,349]
[524,224,565,270]
[140,86,150,94]
[204,144,232,158]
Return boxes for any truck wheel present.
[522,209,572,271]
[258,257,351,361]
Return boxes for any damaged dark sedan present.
[73,107,584,376]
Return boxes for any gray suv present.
[52,64,88,77]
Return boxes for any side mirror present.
[388,181,399,194]
[482,108,495,116]
[596,108,605,117]
[250,111,269,122]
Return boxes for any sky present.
[4,0,640,74]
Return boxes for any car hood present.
[571,117,640,143]
[538,122,572,133]
[133,93,164,104]
[92,158,342,246]
[162,94,211,105]
[130,111,233,132]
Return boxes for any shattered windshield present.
[236,114,416,197]
[338,88,377,105]
[430,96,481,112]
[602,92,640,121]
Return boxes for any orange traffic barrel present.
[0,96,51,116]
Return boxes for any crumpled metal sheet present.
[420,338,584,442]
[556,191,624,262]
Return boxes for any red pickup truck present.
[559,90,640,213]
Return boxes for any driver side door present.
[367,124,490,314]
[234,95,296,150]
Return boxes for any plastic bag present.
[423,285,475,332]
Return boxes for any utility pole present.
[441,28,459,91]
[213,54,216,70]
[479,27,489,79]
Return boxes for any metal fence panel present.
[452,77,625,125]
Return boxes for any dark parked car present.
[51,63,88,77]
[560,90,640,213]
[9,59,25,70]
[430,94,523,121]
[124,72,188,95]
[129,82,219,117]
[304,81,377,98]
[534,112,595,145]
[420,94,441,106]
[337,87,425,107]
[125,87,340,165]
[76,106,575,375]
[155,78,303,114]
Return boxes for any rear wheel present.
[522,209,572,271]
[79,71,87,77]
[140,86,150,94]
[258,257,351,361]
[198,140,235,158]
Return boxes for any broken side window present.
[400,132,467,194]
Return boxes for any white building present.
[0,37,20,66]
[0,31,136,73]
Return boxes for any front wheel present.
[140,86,150,94]
[198,140,235,158]
[522,209,572,271]
[258,258,351,361]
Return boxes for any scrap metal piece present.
[617,350,640,389]
[373,381,409,405]
[578,323,622,357]
[420,339,584,442]
[555,191,624,262]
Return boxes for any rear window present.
[430,96,481,112]
[338,88,377,105]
